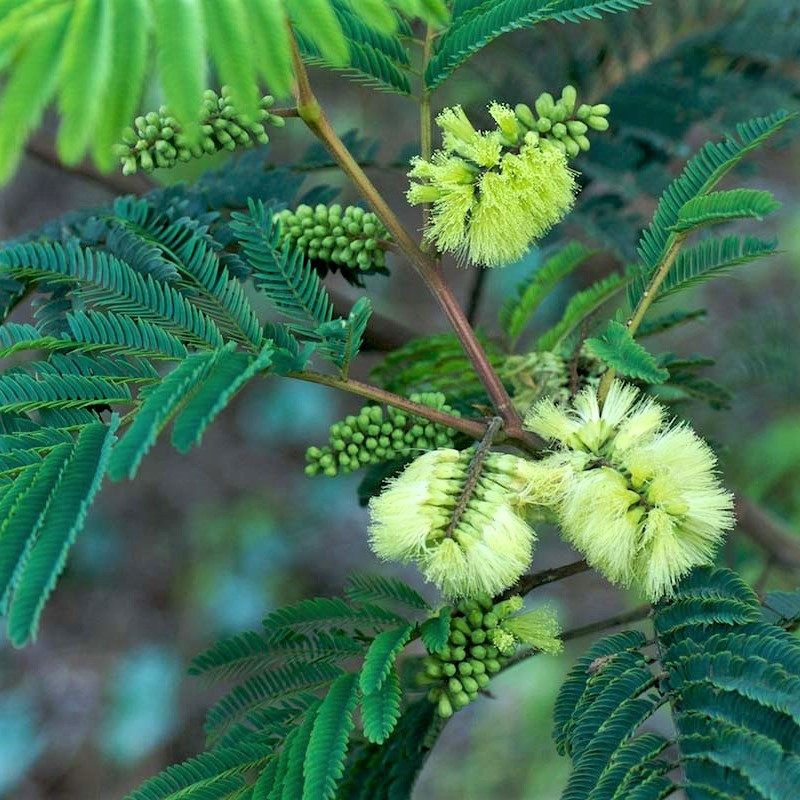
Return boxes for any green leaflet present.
[205,662,343,743]
[419,608,452,652]
[108,350,219,480]
[537,272,625,352]
[0,5,69,182]
[670,189,781,234]
[555,567,800,798]
[55,0,112,164]
[302,672,360,800]
[628,110,795,309]
[122,742,274,800]
[171,343,273,453]
[246,0,294,98]
[280,701,320,800]
[65,310,189,360]
[4,419,118,646]
[359,624,414,695]
[425,0,649,90]
[657,235,777,300]
[361,665,402,744]
[262,597,408,641]
[344,573,431,612]
[0,240,224,348]
[499,242,595,347]
[585,320,669,384]
[151,0,206,137]
[91,0,148,170]
[200,0,259,119]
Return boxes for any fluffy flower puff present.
[524,381,735,600]
[368,448,537,599]
[406,104,577,267]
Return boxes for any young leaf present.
[302,672,360,800]
[6,419,118,646]
[361,665,402,745]
[585,320,669,384]
[500,242,594,347]
[171,343,273,453]
[671,189,781,234]
[419,608,452,652]
[345,573,431,612]
[359,624,414,694]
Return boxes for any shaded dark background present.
[1,2,799,797]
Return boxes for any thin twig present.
[287,35,539,452]
[502,558,591,600]
[286,369,489,440]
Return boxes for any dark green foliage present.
[0,419,117,645]
[671,189,781,234]
[586,320,668,384]
[361,666,403,745]
[344,574,431,612]
[555,567,800,798]
[418,609,452,652]
[360,625,415,695]
[537,272,625,352]
[499,242,595,347]
[426,0,649,90]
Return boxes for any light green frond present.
[585,320,669,384]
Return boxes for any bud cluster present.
[418,595,562,717]
[116,88,285,175]
[276,203,391,281]
[305,393,460,477]
[524,381,735,600]
[512,86,611,158]
[368,448,540,598]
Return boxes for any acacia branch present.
[501,558,591,600]
[287,36,540,452]
[286,369,489,440]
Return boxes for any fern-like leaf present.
[585,320,669,384]
[0,240,224,348]
[628,111,795,308]
[262,597,407,641]
[537,273,625,352]
[205,662,343,743]
[419,608,452,652]
[302,671,359,800]
[359,624,414,695]
[500,242,595,347]
[425,0,648,89]
[108,350,218,480]
[344,573,431,612]
[671,189,781,234]
[4,418,117,646]
[123,742,273,800]
[361,665,402,745]
[657,235,777,299]
[171,343,272,453]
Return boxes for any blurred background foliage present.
[0,1,799,797]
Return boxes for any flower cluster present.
[418,595,562,717]
[407,103,578,267]
[368,449,538,598]
[116,88,285,174]
[305,393,460,477]
[524,381,735,600]
[276,203,390,283]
